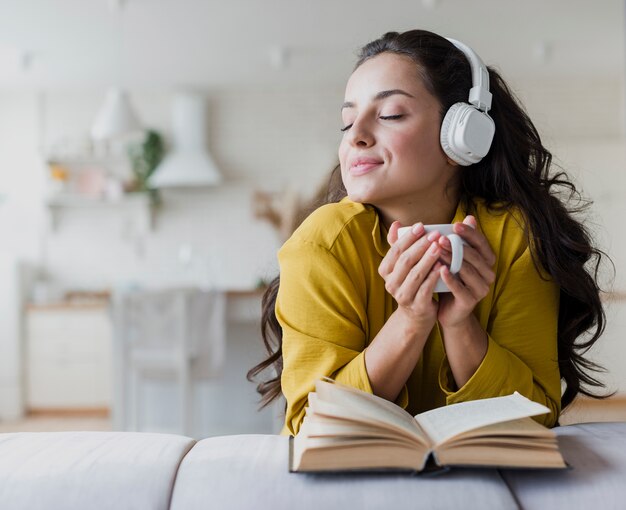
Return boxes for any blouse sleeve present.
[438,245,562,427]
[276,239,374,436]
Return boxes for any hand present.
[436,216,496,328]
[378,221,443,329]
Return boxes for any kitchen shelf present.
[46,192,156,232]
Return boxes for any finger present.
[454,261,492,300]
[413,263,443,307]
[387,221,401,245]
[387,221,423,246]
[440,265,474,301]
[383,237,436,296]
[387,232,439,289]
[379,222,426,278]
[388,243,441,303]
[414,262,443,303]
[437,240,495,284]
[452,222,496,266]
[463,215,477,229]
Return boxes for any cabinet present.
[25,303,113,410]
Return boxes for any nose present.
[347,118,375,148]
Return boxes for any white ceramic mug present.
[397,224,464,293]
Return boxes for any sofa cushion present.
[500,422,626,510]
[0,431,196,510]
[169,434,518,510]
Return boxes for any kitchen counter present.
[25,287,266,324]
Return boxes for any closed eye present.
[380,114,404,120]
[340,114,404,132]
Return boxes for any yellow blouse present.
[276,197,561,435]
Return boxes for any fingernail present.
[411,222,423,235]
[427,231,439,242]
[429,243,439,254]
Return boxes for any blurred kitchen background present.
[0,0,624,437]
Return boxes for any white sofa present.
[0,422,625,510]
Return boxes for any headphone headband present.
[439,36,495,166]
[445,38,492,113]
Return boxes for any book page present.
[450,416,554,442]
[314,379,426,444]
[414,392,550,446]
[305,401,426,445]
[308,392,428,445]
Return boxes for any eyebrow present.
[341,89,414,110]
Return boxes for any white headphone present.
[440,38,495,166]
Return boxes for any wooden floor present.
[0,415,112,433]
[0,408,112,433]
[0,396,624,433]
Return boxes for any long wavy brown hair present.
[247,30,612,411]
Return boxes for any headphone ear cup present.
[440,102,475,166]
[441,102,496,167]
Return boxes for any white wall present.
[0,86,345,293]
[3,76,624,293]
[517,75,626,394]
[0,254,25,420]
[515,76,626,287]
[1,71,625,425]
[0,85,346,425]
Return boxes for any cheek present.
[390,124,443,163]
[387,131,424,159]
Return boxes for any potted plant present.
[127,129,165,205]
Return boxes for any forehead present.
[344,52,427,101]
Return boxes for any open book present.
[290,378,567,473]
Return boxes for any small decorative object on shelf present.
[255,277,270,290]
[253,168,340,242]
[42,130,165,233]
[126,130,165,206]
[47,162,71,195]
[44,157,124,203]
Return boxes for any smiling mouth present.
[350,162,383,176]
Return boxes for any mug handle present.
[447,234,464,274]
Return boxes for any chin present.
[346,190,373,204]
[344,182,380,204]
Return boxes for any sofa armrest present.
[0,431,196,510]
[500,422,626,509]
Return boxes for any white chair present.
[111,288,226,437]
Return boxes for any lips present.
[349,157,384,176]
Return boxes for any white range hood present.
[150,91,222,188]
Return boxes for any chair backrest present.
[109,287,227,432]
[111,287,226,374]
[189,289,226,377]
[124,289,191,353]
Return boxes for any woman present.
[248,30,609,435]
